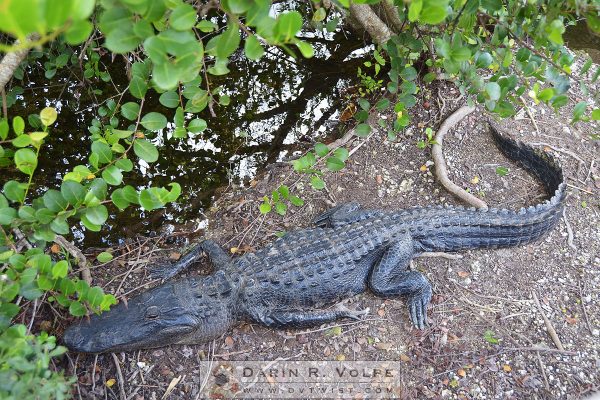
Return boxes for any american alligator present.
[63,123,566,353]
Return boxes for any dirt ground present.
[61,72,599,399]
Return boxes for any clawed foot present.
[335,303,370,320]
[407,286,432,330]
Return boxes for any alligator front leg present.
[248,306,366,329]
[368,235,432,330]
[150,240,232,280]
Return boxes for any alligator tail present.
[488,121,566,206]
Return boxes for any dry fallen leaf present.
[336,354,346,361]
[50,244,61,254]
[224,336,234,346]
[375,342,393,351]
[503,365,512,372]
[376,175,383,185]
[377,308,386,317]
[399,354,410,362]
[420,164,428,172]
[566,316,578,325]
[471,176,480,184]
[169,252,181,260]
[457,369,466,378]
[457,271,470,278]
[105,378,116,388]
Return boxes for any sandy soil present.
[60,75,599,399]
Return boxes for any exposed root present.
[431,106,488,208]
[54,235,92,285]
[348,3,393,45]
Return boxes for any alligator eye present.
[145,306,160,319]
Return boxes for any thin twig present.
[562,208,577,250]
[111,353,127,400]
[532,291,565,351]
[519,96,540,135]
[54,235,92,284]
[417,252,462,260]
[536,351,551,391]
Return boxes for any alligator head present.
[63,278,233,353]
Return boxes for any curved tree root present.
[432,106,488,209]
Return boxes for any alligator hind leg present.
[248,305,367,329]
[368,235,432,330]
[313,202,362,227]
[149,240,231,280]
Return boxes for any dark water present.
[565,20,600,63]
[4,22,368,248]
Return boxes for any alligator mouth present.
[63,321,196,353]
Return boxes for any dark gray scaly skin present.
[63,123,566,353]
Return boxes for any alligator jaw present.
[63,281,199,353]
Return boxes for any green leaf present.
[115,158,134,172]
[122,185,140,204]
[61,181,86,206]
[0,207,17,225]
[159,91,180,108]
[212,23,240,59]
[333,147,349,162]
[259,200,271,214]
[85,205,108,225]
[400,66,417,81]
[572,101,587,123]
[14,148,37,175]
[355,123,371,138]
[64,19,93,44]
[40,107,57,126]
[13,116,25,135]
[134,139,159,163]
[314,143,329,157]
[408,0,422,21]
[43,190,68,212]
[50,216,70,234]
[120,102,140,120]
[91,141,113,164]
[419,0,448,24]
[105,24,141,53]
[274,11,302,42]
[196,20,217,32]
[141,112,168,131]
[11,134,32,148]
[110,189,130,209]
[52,260,69,279]
[188,118,207,133]
[244,35,264,61]
[86,286,105,307]
[129,76,148,99]
[69,301,87,317]
[310,176,325,190]
[102,165,123,186]
[0,119,8,140]
[289,196,304,207]
[495,166,509,176]
[358,98,370,111]
[484,82,501,101]
[139,188,165,210]
[97,251,113,263]
[326,156,345,172]
[169,3,197,30]
[545,19,565,45]
[274,202,287,215]
[294,40,314,58]
[483,329,500,344]
[20,283,43,301]
[375,98,390,111]
[591,109,600,121]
